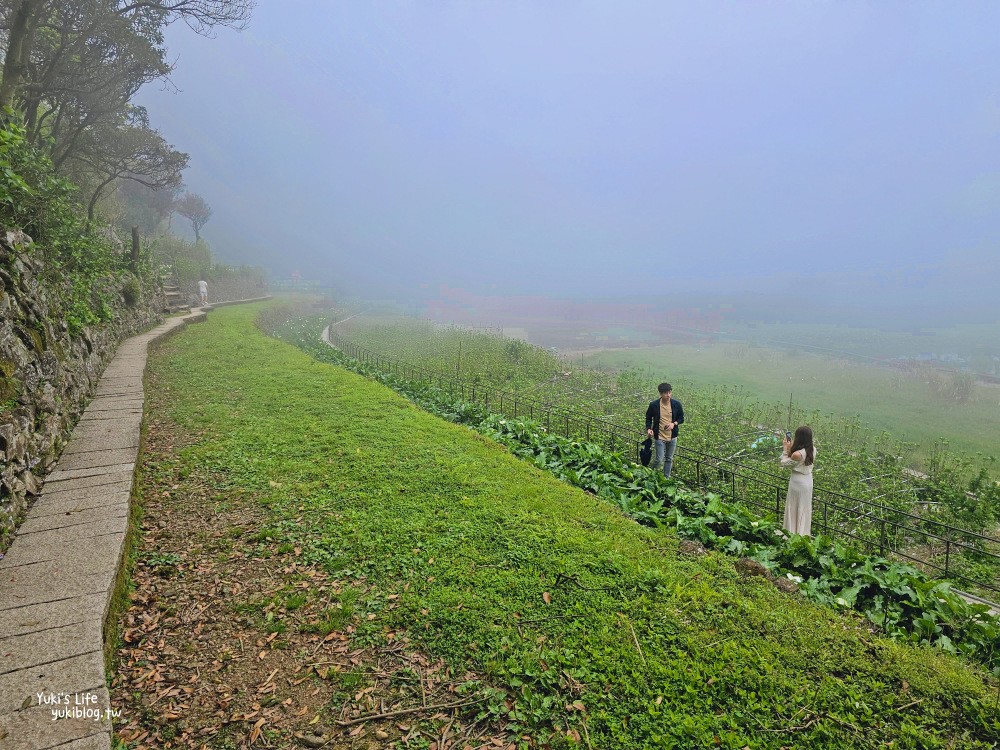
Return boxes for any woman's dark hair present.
[790,425,814,465]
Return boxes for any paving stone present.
[31,478,131,503]
[0,566,109,612]
[0,532,123,569]
[59,432,140,456]
[0,594,104,639]
[47,734,112,750]
[18,515,127,541]
[80,399,143,413]
[93,376,142,386]
[45,465,135,483]
[91,375,141,385]
[0,687,112,750]
[40,472,134,495]
[94,385,143,401]
[63,418,140,441]
[17,506,128,535]
[0,653,107,713]
[0,621,103,675]
[66,420,142,438]
[22,488,131,519]
[100,363,145,374]
[54,449,138,473]
[76,409,142,423]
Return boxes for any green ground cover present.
[137,302,1000,748]
[330,314,1000,594]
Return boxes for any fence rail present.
[324,325,1000,601]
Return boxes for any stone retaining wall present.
[0,233,164,552]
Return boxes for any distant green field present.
[580,342,1000,466]
[722,321,1000,373]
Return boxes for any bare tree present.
[174,190,211,241]
[115,0,255,34]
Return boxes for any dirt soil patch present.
[110,384,513,750]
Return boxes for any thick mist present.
[138,2,1000,327]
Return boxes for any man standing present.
[198,278,208,306]
[645,383,684,479]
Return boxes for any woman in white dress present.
[781,426,815,536]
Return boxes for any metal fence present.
[325,326,1000,601]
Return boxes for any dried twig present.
[335,699,481,727]
[617,613,646,665]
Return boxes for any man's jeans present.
[653,438,677,479]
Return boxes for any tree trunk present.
[131,226,140,271]
[23,93,41,138]
[86,174,118,225]
[0,1,42,111]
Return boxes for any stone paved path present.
[0,302,254,750]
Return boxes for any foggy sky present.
[138,1,1000,323]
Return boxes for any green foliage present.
[926,445,1000,532]
[149,303,1000,748]
[0,117,138,333]
[151,233,266,294]
[271,312,1000,673]
[122,273,142,307]
[152,234,211,286]
[320,314,1000,597]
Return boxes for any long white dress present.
[781,448,815,536]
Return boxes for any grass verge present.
[114,302,999,749]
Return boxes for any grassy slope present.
[581,343,1000,464]
[145,303,999,749]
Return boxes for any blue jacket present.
[645,398,685,440]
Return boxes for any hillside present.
[108,301,999,749]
